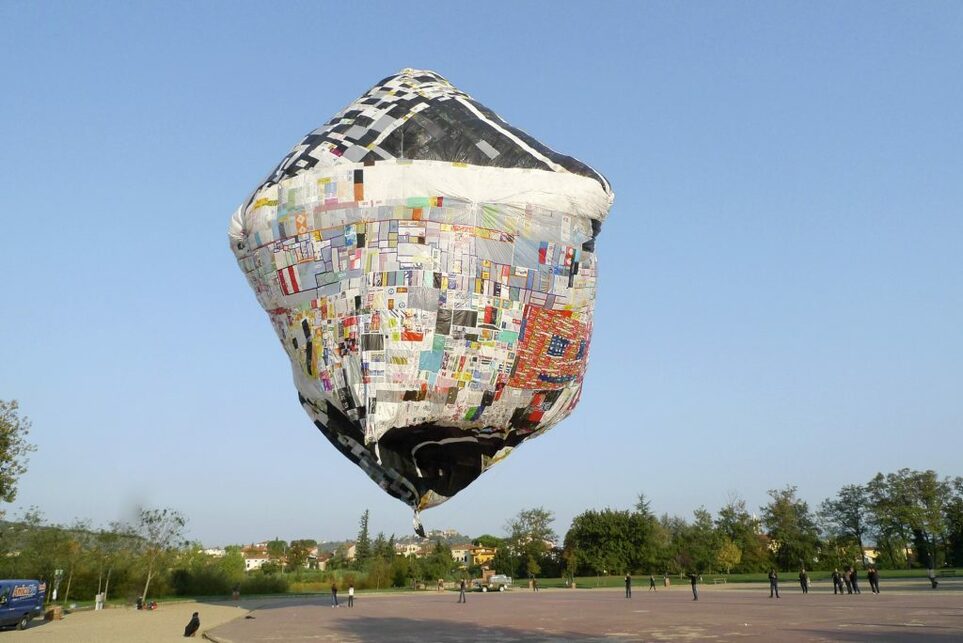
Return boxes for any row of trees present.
[0,507,195,604]
[560,469,963,576]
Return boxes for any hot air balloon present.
[229,69,613,533]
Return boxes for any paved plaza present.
[208,583,963,643]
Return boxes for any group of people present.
[624,573,698,600]
[830,566,881,594]
[768,566,881,598]
[328,582,355,607]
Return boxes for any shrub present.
[240,574,288,595]
[171,568,233,596]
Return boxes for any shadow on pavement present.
[301,615,594,642]
[198,594,331,610]
[786,628,963,642]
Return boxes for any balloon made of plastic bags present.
[229,69,613,525]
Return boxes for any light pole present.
[52,569,64,601]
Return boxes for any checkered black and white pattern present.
[252,68,611,199]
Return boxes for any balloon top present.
[249,68,612,204]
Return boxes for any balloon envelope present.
[229,69,613,521]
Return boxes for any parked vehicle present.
[0,579,46,630]
[487,574,513,591]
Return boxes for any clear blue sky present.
[2,2,961,546]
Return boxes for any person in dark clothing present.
[331,582,339,607]
[799,569,809,594]
[850,568,861,594]
[184,612,200,637]
[832,568,843,595]
[688,573,699,600]
[458,578,467,603]
[649,575,657,591]
[843,567,853,594]
[867,567,880,594]
[624,574,632,598]
[768,569,780,598]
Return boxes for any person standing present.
[832,568,842,595]
[458,578,467,603]
[928,567,938,589]
[624,574,632,598]
[347,583,354,607]
[663,573,670,589]
[843,567,853,594]
[331,582,339,607]
[533,577,539,592]
[867,567,880,594]
[649,575,657,591]
[768,569,780,598]
[688,573,699,601]
[850,568,861,594]
[799,569,809,594]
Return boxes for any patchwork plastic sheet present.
[229,69,613,528]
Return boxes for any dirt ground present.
[1,602,247,642]
[5,580,961,642]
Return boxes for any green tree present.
[819,484,869,560]
[7,509,70,600]
[367,556,392,589]
[688,508,720,573]
[563,503,658,576]
[716,538,742,574]
[900,470,951,567]
[355,509,371,568]
[505,507,556,578]
[371,532,389,562]
[266,539,288,571]
[390,555,410,587]
[287,540,313,571]
[418,540,455,581]
[60,519,91,605]
[0,400,36,507]
[760,486,820,571]
[563,509,632,575]
[217,545,245,585]
[715,496,768,572]
[134,508,186,603]
[866,472,912,568]
[92,523,131,601]
[944,477,963,566]
[866,469,952,568]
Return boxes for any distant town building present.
[451,545,472,566]
[242,544,270,571]
[395,542,425,558]
[471,545,497,567]
[317,552,332,571]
